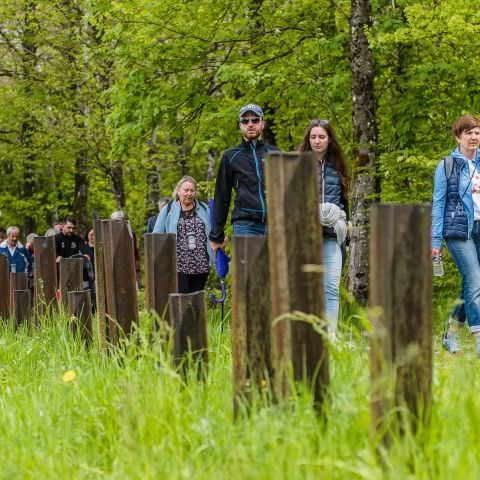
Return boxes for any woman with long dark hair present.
[299,119,349,340]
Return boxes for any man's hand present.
[431,247,442,259]
[210,241,223,254]
[56,256,61,263]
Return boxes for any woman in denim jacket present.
[153,175,214,294]
[431,115,480,354]
[299,119,349,341]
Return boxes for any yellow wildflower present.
[62,370,76,383]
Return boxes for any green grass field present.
[0,304,479,479]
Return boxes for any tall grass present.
[0,305,478,479]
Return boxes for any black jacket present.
[209,138,278,243]
[55,232,88,258]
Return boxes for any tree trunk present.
[145,127,161,219]
[19,0,39,236]
[348,0,379,305]
[111,160,126,210]
[73,144,89,233]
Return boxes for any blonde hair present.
[173,175,197,198]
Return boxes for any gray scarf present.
[319,202,347,245]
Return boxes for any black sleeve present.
[209,152,233,243]
[55,234,63,257]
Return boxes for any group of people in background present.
[0,213,139,313]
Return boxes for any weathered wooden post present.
[0,255,10,319]
[68,290,92,345]
[59,258,83,306]
[12,290,32,327]
[102,219,138,344]
[33,236,58,317]
[144,233,177,322]
[266,151,329,406]
[169,291,208,374]
[369,203,432,441]
[93,219,107,352]
[232,236,272,414]
[9,271,29,318]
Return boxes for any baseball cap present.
[239,104,263,118]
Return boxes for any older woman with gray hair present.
[153,175,214,294]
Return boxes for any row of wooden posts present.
[0,152,432,438]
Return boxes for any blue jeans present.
[323,238,342,333]
[233,220,268,236]
[446,221,480,333]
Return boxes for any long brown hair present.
[299,119,349,196]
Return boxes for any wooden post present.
[33,236,58,317]
[12,290,32,327]
[232,236,272,414]
[59,258,83,306]
[0,255,10,319]
[144,233,177,322]
[169,291,208,373]
[68,290,92,345]
[102,219,139,344]
[93,219,107,352]
[369,204,432,440]
[266,151,329,406]
[9,272,28,316]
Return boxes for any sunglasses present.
[240,117,261,125]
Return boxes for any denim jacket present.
[431,147,480,249]
[152,200,214,265]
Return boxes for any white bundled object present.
[319,202,347,245]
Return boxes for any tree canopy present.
[1,0,479,236]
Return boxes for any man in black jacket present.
[55,217,89,262]
[209,104,278,253]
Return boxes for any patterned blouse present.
[177,209,210,274]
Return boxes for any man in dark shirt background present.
[55,217,89,262]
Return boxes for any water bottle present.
[432,255,444,277]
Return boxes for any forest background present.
[1,0,479,302]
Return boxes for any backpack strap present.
[443,155,454,180]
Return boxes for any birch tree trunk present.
[20,0,39,236]
[348,0,379,305]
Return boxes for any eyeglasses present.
[309,119,329,127]
[240,117,261,125]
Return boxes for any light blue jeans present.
[446,220,480,333]
[233,220,268,236]
[323,237,342,333]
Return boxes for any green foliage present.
[379,151,438,203]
